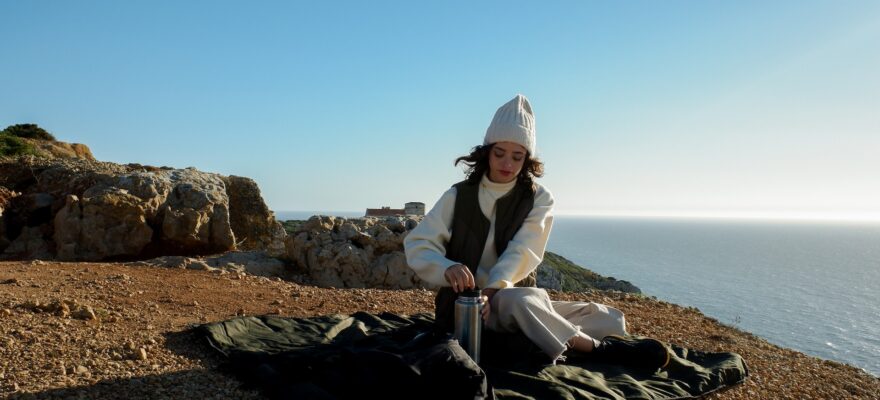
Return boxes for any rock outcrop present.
[222,175,286,257]
[20,137,95,160]
[537,252,641,293]
[127,250,288,278]
[284,215,423,289]
[0,156,286,261]
[0,186,18,215]
[0,187,19,251]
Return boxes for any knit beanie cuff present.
[483,94,536,154]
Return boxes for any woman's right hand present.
[444,264,475,293]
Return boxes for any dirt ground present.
[1,260,878,399]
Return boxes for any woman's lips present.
[499,170,512,175]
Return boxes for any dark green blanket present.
[198,312,747,400]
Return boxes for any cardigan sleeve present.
[485,185,555,289]
[403,187,459,287]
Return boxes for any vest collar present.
[480,173,517,193]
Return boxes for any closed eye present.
[493,149,525,161]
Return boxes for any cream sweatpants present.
[485,287,627,361]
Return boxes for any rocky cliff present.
[0,156,285,261]
[537,252,640,293]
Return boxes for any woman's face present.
[487,141,527,183]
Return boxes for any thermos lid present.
[461,289,481,298]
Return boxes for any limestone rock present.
[283,215,430,289]
[3,226,53,260]
[536,263,564,291]
[54,192,153,261]
[72,305,97,321]
[19,137,95,160]
[0,186,20,252]
[136,347,148,361]
[159,168,234,252]
[371,251,421,289]
[202,251,287,277]
[0,156,282,261]
[222,175,287,257]
[131,250,288,278]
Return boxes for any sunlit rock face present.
[283,215,429,289]
[0,156,284,261]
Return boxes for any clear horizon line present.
[553,211,880,222]
[272,209,880,223]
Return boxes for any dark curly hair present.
[454,143,544,185]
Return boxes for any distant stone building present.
[405,202,425,215]
[365,202,425,217]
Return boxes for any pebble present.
[73,306,97,321]
[137,347,148,360]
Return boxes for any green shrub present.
[280,220,306,235]
[0,133,40,156]
[1,123,56,141]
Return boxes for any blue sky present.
[2,1,879,219]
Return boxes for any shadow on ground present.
[9,329,262,400]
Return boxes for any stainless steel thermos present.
[453,289,484,363]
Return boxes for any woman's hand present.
[444,264,475,293]
[480,288,498,321]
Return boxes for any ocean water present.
[547,216,880,377]
[274,211,880,376]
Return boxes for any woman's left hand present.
[480,288,499,321]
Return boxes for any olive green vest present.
[434,179,537,331]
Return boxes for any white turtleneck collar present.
[480,173,517,193]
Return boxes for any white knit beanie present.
[483,94,536,154]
